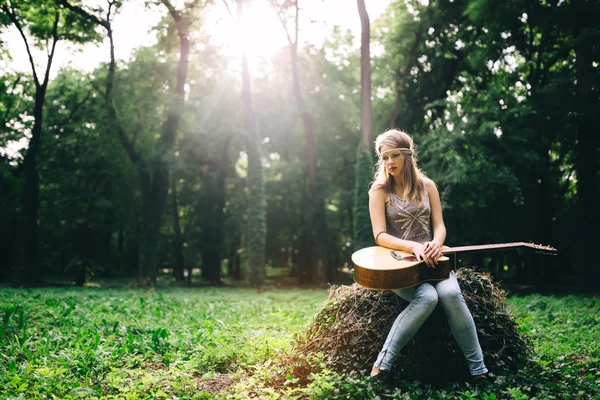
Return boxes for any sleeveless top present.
[385,189,433,244]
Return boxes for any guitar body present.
[352,242,557,290]
[352,246,451,290]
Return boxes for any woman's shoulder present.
[422,177,441,202]
[369,185,386,197]
[422,176,437,190]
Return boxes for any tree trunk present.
[353,0,374,251]
[57,0,200,286]
[283,1,329,285]
[170,176,185,281]
[137,12,190,286]
[201,136,232,284]
[357,0,372,151]
[574,27,599,285]
[6,9,60,286]
[137,180,162,286]
[238,0,266,289]
[0,204,18,281]
[17,88,45,285]
[117,228,124,272]
[536,155,557,284]
[228,239,242,281]
[389,27,423,129]
[200,170,225,284]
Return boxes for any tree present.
[271,0,329,284]
[39,67,131,284]
[135,0,194,286]
[0,72,33,281]
[61,0,201,286]
[1,0,100,285]
[572,0,600,284]
[235,0,267,289]
[353,0,374,251]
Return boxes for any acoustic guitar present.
[352,242,557,290]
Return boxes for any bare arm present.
[368,188,419,253]
[423,178,446,261]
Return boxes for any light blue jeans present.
[374,271,488,376]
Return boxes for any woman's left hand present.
[423,241,443,264]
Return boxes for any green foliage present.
[38,67,137,279]
[0,72,34,279]
[0,287,599,398]
[1,0,597,290]
[220,290,600,399]
[0,0,597,397]
[2,0,101,49]
[368,0,599,281]
[0,287,329,399]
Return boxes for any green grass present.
[1,287,599,399]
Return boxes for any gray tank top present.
[385,190,432,244]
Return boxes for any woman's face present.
[380,144,405,178]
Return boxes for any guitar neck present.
[442,242,530,254]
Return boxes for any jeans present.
[374,271,488,376]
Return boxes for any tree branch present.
[531,31,548,84]
[293,0,299,47]
[57,0,109,29]
[2,5,41,87]
[111,100,140,163]
[42,12,60,88]
[60,0,138,163]
[389,26,423,129]
[57,88,94,126]
[160,0,181,23]
[106,0,114,22]
[87,74,107,99]
[525,2,536,81]
[221,0,234,18]
[271,0,294,45]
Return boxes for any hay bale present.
[292,269,532,383]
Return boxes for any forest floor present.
[1,280,599,399]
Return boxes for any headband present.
[379,147,413,156]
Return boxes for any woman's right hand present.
[412,242,435,268]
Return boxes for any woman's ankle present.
[370,365,382,377]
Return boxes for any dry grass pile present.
[290,269,532,383]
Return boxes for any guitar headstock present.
[523,242,558,255]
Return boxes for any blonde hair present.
[370,129,426,204]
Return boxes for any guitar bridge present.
[391,251,418,262]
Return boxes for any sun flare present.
[214,1,288,71]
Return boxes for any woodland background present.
[1,0,599,289]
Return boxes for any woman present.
[368,129,488,386]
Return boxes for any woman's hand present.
[423,241,443,264]
[411,242,435,268]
